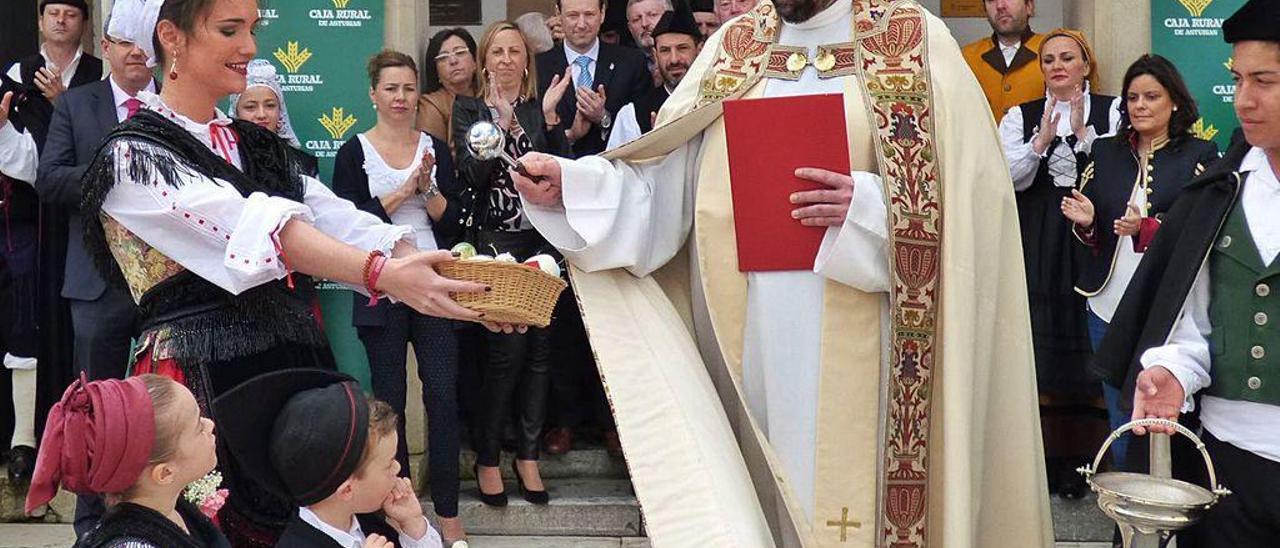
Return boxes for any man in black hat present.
[0,0,101,483]
[1094,0,1280,545]
[691,0,720,38]
[214,369,443,547]
[606,1,702,149]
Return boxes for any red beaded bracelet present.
[363,250,386,306]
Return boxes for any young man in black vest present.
[1095,1,1280,545]
[0,0,100,483]
[606,0,703,149]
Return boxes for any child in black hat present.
[214,370,443,548]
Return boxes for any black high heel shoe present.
[512,460,549,505]
[474,463,507,507]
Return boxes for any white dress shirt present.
[605,85,674,150]
[298,506,442,548]
[1139,147,1280,463]
[1088,178,1150,322]
[564,39,600,87]
[4,45,84,88]
[1000,40,1021,67]
[100,91,413,297]
[999,84,1122,191]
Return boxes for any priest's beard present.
[775,0,839,23]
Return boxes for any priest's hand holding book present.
[789,168,853,227]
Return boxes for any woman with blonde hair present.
[452,21,572,507]
[999,28,1122,498]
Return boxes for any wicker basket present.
[436,260,568,327]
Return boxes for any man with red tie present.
[34,11,155,537]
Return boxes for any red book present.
[723,93,850,272]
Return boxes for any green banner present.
[252,0,385,387]
[1151,0,1243,150]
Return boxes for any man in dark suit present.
[538,0,652,159]
[36,19,154,537]
[536,0,652,457]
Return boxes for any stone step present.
[1051,492,1114,542]
[464,536,649,547]
[0,465,74,525]
[451,447,629,481]
[423,478,643,538]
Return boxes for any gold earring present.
[168,53,179,81]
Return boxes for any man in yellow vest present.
[961,0,1045,121]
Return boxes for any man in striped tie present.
[535,0,655,459]
[538,0,653,159]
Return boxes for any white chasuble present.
[522,1,1052,547]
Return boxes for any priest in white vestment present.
[510,1,1052,546]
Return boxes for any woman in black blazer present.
[452,21,571,507]
[331,50,469,545]
[1062,54,1219,470]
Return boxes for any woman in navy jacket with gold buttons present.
[1061,54,1219,466]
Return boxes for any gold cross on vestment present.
[826,507,862,542]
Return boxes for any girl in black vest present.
[997,28,1120,498]
[1061,54,1219,468]
[26,374,227,548]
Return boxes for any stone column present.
[1067,0,1152,95]
[384,0,430,61]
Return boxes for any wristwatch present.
[424,179,440,199]
[600,111,613,129]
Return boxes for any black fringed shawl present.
[75,500,230,548]
[79,109,326,365]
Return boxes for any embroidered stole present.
[693,2,944,546]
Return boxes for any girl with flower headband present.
[81,0,524,544]
[26,374,227,548]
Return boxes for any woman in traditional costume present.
[998,28,1120,498]
[83,0,492,544]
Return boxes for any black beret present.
[1223,0,1280,44]
[213,369,370,506]
[654,1,701,41]
[603,0,629,36]
[39,0,89,16]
